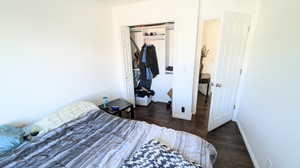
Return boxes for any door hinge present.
[233,105,236,110]
[248,26,251,32]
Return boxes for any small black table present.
[199,73,211,104]
[99,98,134,119]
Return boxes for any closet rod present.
[130,28,173,33]
[129,22,174,29]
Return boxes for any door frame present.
[120,26,136,106]
[192,12,251,132]
[120,21,175,108]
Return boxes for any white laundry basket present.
[135,96,152,106]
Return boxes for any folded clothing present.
[0,125,25,155]
[121,139,202,168]
[135,87,155,98]
[135,90,155,98]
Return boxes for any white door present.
[208,12,251,131]
[121,26,135,106]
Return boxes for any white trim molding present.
[236,120,260,168]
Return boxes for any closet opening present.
[128,22,175,111]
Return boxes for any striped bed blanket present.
[0,110,217,168]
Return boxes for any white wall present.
[237,0,300,167]
[201,0,260,19]
[112,0,200,120]
[0,0,121,125]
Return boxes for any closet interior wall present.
[130,24,174,103]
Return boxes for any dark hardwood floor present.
[207,122,254,168]
[122,94,254,168]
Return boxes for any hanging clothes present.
[138,45,151,89]
[139,44,159,80]
[141,45,154,80]
[138,79,152,90]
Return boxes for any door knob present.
[216,83,222,88]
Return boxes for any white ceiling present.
[101,0,145,6]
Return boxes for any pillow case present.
[122,139,202,168]
[0,125,25,155]
[22,124,43,136]
[33,101,99,135]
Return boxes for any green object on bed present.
[0,125,25,155]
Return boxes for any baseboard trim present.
[236,120,260,168]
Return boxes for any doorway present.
[197,18,221,132]
[195,12,251,132]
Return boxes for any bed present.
[0,109,217,168]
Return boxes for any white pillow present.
[33,101,99,135]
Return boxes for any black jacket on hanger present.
[139,44,159,80]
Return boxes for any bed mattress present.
[0,110,217,168]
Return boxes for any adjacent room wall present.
[237,0,300,167]
[199,19,220,95]
[112,0,200,120]
[0,1,121,125]
[201,19,220,78]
